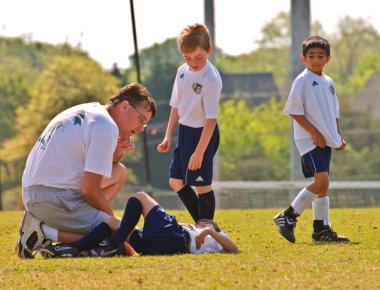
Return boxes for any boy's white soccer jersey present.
[284,69,343,156]
[170,61,222,128]
[22,102,118,190]
[184,225,227,254]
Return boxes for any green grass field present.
[1,208,379,289]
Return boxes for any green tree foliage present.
[327,16,380,106]
[0,55,119,192]
[219,97,289,180]
[0,37,89,142]
[0,74,28,140]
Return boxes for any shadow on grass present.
[310,241,360,246]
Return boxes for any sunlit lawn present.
[1,208,379,289]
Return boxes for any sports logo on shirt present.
[312,81,319,86]
[329,85,335,95]
[180,73,184,78]
[192,83,203,94]
[74,110,86,125]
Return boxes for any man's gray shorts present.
[23,185,111,234]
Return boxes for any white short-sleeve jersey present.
[184,225,227,254]
[170,61,222,128]
[22,102,118,190]
[284,69,342,156]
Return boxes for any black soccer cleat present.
[273,212,298,243]
[39,244,79,259]
[86,243,126,258]
[312,228,350,242]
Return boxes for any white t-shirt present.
[22,102,119,190]
[170,61,222,128]
[184,225,227,254]
[284,69,343,156]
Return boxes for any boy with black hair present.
[274,36,350,243]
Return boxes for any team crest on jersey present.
[192,83,203,94]
[329,85,335,95]
[180,73,184,78]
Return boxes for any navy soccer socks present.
[177,185,200,222]
[68,222,112,252]
[109,197,142,248]
[198,190,215,220]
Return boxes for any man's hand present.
[113,136,135,163]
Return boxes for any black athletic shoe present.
[312,228,350,242]
[86,243,126,258]
[15,211,51,259]
[39,244,79,259]
[273,212,298,243]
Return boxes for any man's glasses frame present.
[130,103,148,128]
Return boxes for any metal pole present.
[204,0,219,182]
[290,0,310,199]
[205,0,215,63]
[129,0,152,186]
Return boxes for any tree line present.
[1,13,380,208]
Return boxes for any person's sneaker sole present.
[39,245,78,259]
[15,211,49,259]
[273,213,296,243]
[39,248,73,259]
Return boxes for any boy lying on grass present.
[39,191,238,258]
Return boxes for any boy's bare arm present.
[196,228,239,253]
[82,172,114,216]
[335,118,347,151]
[157,107,179,153]
[188,118,217,170]
[291,114,326,148]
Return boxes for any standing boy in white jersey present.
[273,36,350,243]
[157,23,222,222]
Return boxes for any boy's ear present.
[207,45,213,54]
[300,54,306,63]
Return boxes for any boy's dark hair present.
[302,36,330,56]
[178,23,211,53]
[108,83,157,118]
[196,219,221,232]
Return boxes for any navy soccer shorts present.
[129,205,190,255]
[301,146,332,178]
[169,124,219,186]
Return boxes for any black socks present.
[177,187,216,221]
[68,197,143,252]
[284,206,300,218]
[109,197,142,248]
[69,222,112,252]
[198,190,215,220]
[177,185,200,222]
[313,220,330,233]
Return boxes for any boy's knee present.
[134,191,149,201]
[314,182,329,196]
[169,178,184,192]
